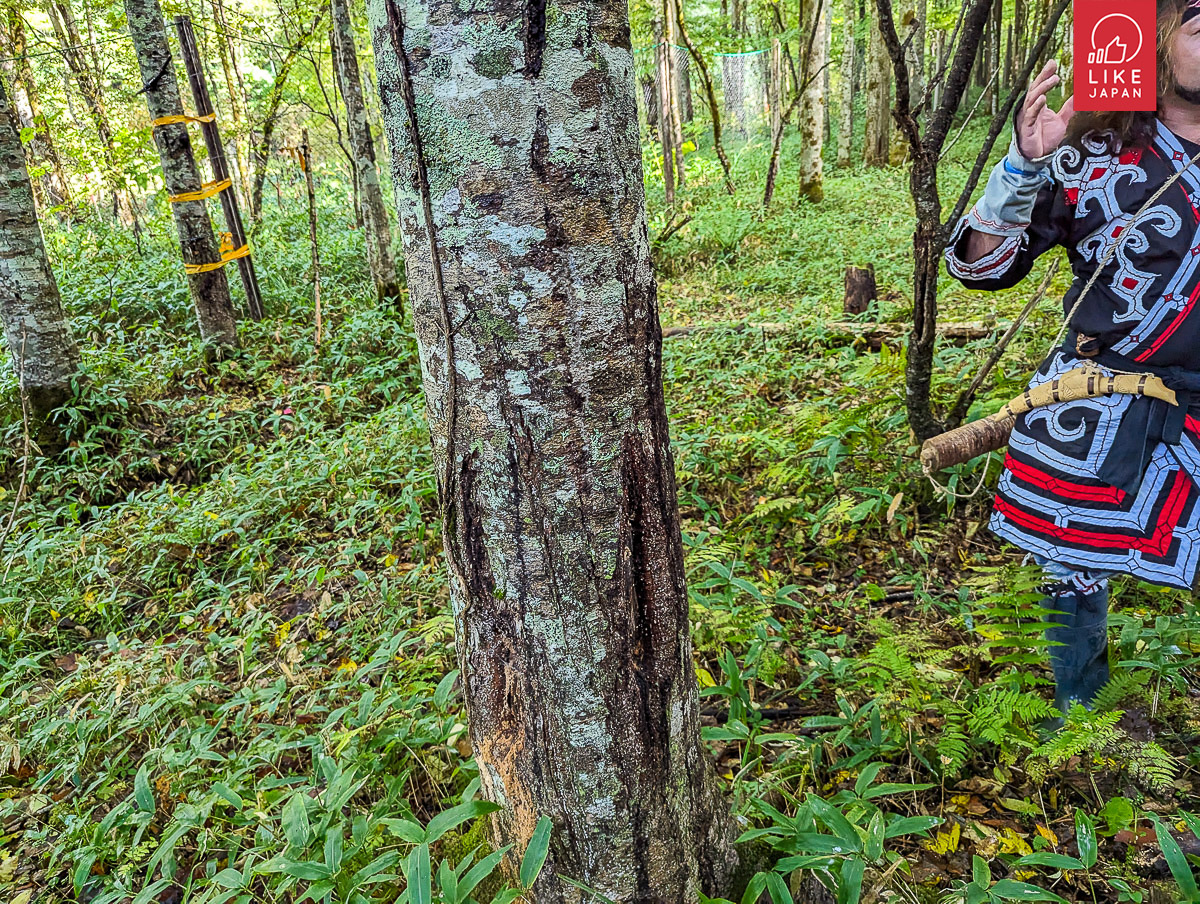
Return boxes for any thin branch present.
[946,257,1061,428]
[943,0,1071,232]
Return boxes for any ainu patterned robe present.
[947,122,1200,589]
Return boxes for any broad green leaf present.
[434,670,459,710]
[1153,819,1199,900]
[1074,810,1097,870]
[971,855,991,888]
[989,880,1068,902]
[380,818,426,843]
[424,800,501,844]
[1015,853,1085,871]
[837,858,864,904]
[282,860,334,881]
[740,872,769,904]
[520,815,553,887]
[211,868,245,889]
[282,793,311,849]
[405,844,432,904]
[134,764,155,814]
[764,871,795,904]
[853,763,886,797]
[861,782,935,799]
[864,810,885,862]
[884,816,941,839]
[212,782,244,809]
[458,847,510,903]
[807,795,862,851]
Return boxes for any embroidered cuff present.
[965,136,1053,236]
[945,214,1026,282]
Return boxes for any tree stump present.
[843,265,877,316]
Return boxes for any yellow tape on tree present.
[168,178,231,204]
[151,113,217,128]
[184,243,251,275]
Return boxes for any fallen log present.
[662,319,1002,346]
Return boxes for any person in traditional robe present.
[945,0,1200,721]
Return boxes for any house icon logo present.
[1087,13,1144,66]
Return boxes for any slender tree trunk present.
[673,0,734,192]
[125,0,238,348]
[331,0,400,305]
[250,11,323,223]
[662,0,686,187]
[797,0,827,200]
[0,78,80,420]
[45,0,131,221]
[836,0,855,166]
[863,0,891,166]
[3,10,71,211]
[654,19,676,203]
[209,0,251,207]
[367,0,738,898]
[301,130,322,348]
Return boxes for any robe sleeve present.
[945,136,1073,290]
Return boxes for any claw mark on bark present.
[524,0,547,77]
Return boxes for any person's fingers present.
[1027,70,1062,103]
[1057,95,1076,121]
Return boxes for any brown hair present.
[1064,0,1188,151]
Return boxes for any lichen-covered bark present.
[366,0,737,900]
[331,0,401,305]
[3,9,71,211]
[125,0,237,348]
[798,0,827,201]
[863,3,892,167]
[836,0,855,168]
[0,78,80,418]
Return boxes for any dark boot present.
[1041,582,1111,720]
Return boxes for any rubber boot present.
[1040,582,1110,730]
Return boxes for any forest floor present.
[2,123,1200,904]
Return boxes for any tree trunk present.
[0,77,80,420]
[3,9,71,211]
[249,12,323,223]
[654,18,676,203]
[797,0,827,200]
[367,0,738,899]
[331,0,401,306]
[125,0,238,348]
[843,264,876,315]
[863,1,891,166]
[836,0,855,166]
[45,0,131,221]
[673,0,734,192]
[209,0,252,207]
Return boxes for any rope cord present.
[167,177,231,203]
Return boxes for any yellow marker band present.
[152,113,217,128]
[184,243,250,275]
[168,178,231,204]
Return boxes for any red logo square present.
[1074,0,1158,111]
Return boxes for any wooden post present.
[301,129,322,349]
[174,15,265,321]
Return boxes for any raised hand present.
[1017,59,1076,160]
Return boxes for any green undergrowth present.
[2,129,1200,904]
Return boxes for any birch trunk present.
[125,0,238,348]
[366,0,738,898]
[836,0,855,167]
[797,0,827,200]
[3,10,71,211]
[45,0,130,221]
[863,0,891,167]
[331,0,401,305]
[0,77,80,419]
